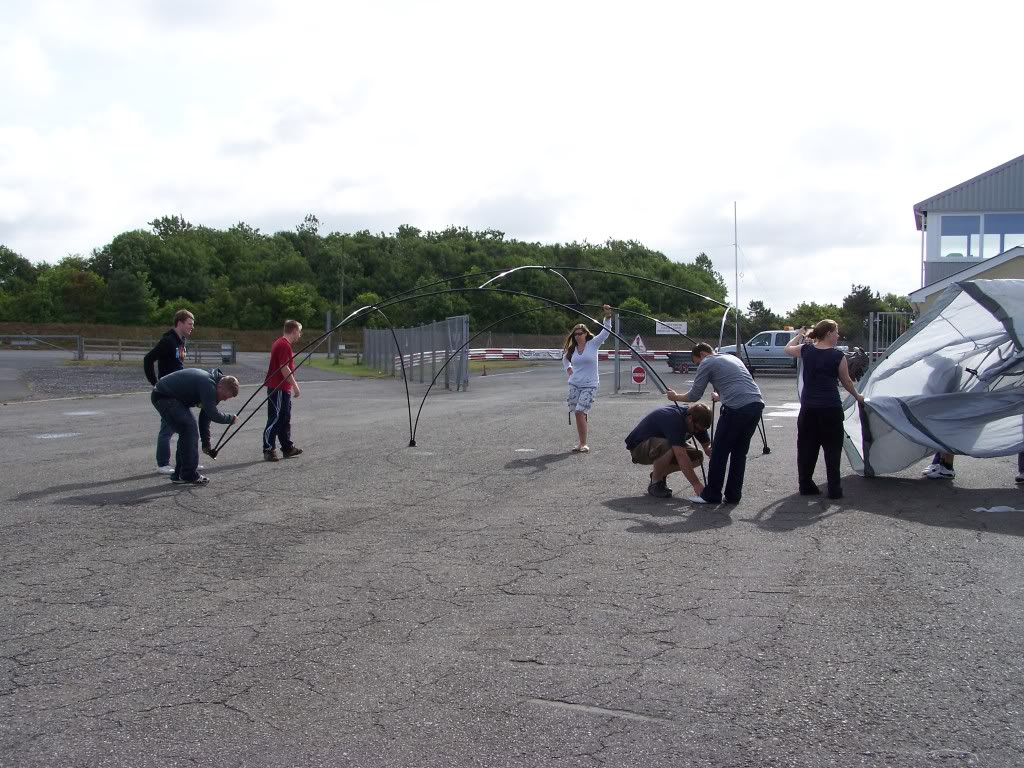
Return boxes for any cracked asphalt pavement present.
[2,358,1024,767]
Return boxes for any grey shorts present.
[567,385,597,413]
[629,437,703,467]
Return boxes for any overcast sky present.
[2,0,1021,315]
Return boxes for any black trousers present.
[797,406,844,494]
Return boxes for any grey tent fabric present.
[843,279,1024,476]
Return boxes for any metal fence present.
[867,312,914,362]
[81,339,237,364]
[363,315,471,391]
[0,335,84,359]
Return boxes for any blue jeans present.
[152,393,201,481]
[156,416,175,467]
[701,402,764,503]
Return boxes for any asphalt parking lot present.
[2,356,1023,767]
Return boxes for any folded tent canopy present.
[843,279,1024,477]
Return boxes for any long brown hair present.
[563,323,593,361]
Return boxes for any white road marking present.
[64,410,102,416]
[33,433,81,439]
[515,448,535,452]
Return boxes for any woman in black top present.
[784,319,865,499]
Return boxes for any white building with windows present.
[909,153,1024,313]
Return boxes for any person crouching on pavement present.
[625,402,713,499]
[150,368,239,486]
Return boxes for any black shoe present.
[723,497,740,504]
[264,449,280,462]
[827,488,843,500]
[173,474,209,486]
[799,485,821,496]
[647,480,673,498]
[282,446,303,459]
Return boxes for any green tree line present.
[0,214,911,342]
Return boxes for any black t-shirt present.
[800,344,844,408]
[624,405,710,450]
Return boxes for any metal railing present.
[363,316,470,391]
[82,339,237,364]
[867,312,914,361]
[0,335,84,359]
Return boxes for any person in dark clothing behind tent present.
[143,309,195,474]
[784,319,864,499]
[151,368,239,486]
[625,403,712,499]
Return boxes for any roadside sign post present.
[631,364,646,393]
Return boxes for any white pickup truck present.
[718,329,849,374]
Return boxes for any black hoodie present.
[143,328,186,385]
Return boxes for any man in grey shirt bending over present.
[666,343,765,505]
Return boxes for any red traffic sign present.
[631,365,646,384]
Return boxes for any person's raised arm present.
[591,304,613,346]
[783,330,806,359]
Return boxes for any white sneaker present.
[686,495,709,504]
[921,463,941,476]
[197,464,205,471]
[927,465,955,479]
[156,465,175,475]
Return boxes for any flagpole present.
[734,201,740,349]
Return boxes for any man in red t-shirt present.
[263,319,303,461]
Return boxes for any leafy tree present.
[352,291,389,329]
[33,257,106,322]
[882,292,914,314]
[786,301,844,331]
[104,270,158,324]
[693,252,728,297]
[618,296,655,336]
[199,276,239,329]
[746,300,785,334]
[841,284,886,345]
[149,215,194,238]
[269,282,323,328]
[0,245,37,290]
[90,230,161,279]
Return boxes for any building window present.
[940,215,980,258]
[983,213,1024,256]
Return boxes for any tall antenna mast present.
[734,201,740,349]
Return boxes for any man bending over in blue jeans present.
[151,368,239,486]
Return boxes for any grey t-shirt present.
[686,354,764,409]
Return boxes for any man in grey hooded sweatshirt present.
[666,343,764,505]
[151,368,239,485]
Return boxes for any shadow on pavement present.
[603,495,734,533]
[846,475,1024,537]
[11,461,259,502]
[504,452,574,473]
[750,495,843,532]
